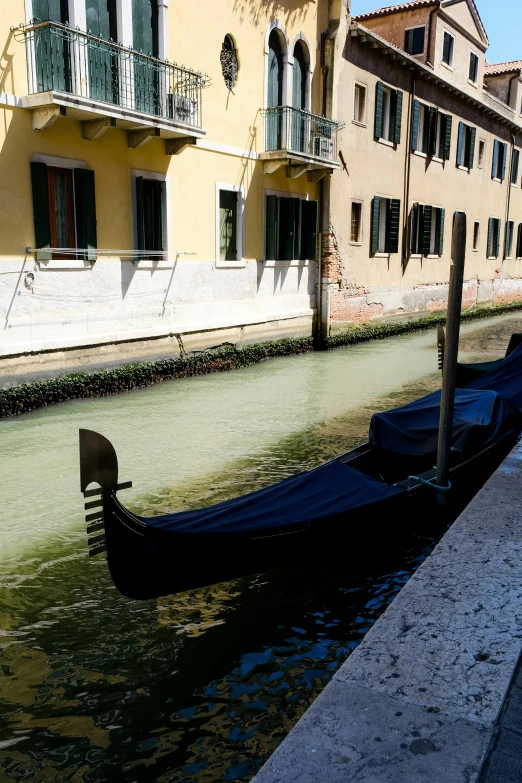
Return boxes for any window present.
[511,148,520,185]
[412,101,452,160]
[353,83,367,124]
[456,122,476,169]
[217,186,243,263]
[135,176,166,259]
[478,140,485,168]
[442,31,454,67]
[350,201,363,243]
[374,81,403,144]
[469,52,479,84]
[492,139,508,181]
[265,195,318,261]
[487,218,501,259]
[473,221,480,251]
[505,221,515,259]
[30,161,97,262]
[370,196,401,255]
[517,224,522,259]
[404,27,425,56]
[410,204,445,257]
[221,35,238,91]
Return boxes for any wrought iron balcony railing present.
[17,21,209,128]
[263,107,342,162]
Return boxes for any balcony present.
[16,21,209,151]
[260,107,343,179]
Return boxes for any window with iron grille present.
[351,202,362,243]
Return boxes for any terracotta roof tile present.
[485,60,522,76]
[352,0,438,23]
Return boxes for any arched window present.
[267,30,284,109]
[220,34,238,91]
[292,40,308,111]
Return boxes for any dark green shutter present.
[512,149,520,184]
[468,127,476,169]
[487,218,494,258]
[374,82,384,139]
[420,204,432,255]
[393,90,403,144]
[30,161,51,261]
[505,221,514,258]
[74,168,97,262]
[411,99,420,151]
[387,199,401,254]
[492,140,499,178]
[437,208,445,256]
[371,197,380,255]
[443,114,452,160]
[501,143,507,181]
[278,198,299,261]
[136,176,145,252]
[495,219,501,257]
[427,107,437,156]
[517,223,522,258]
[300,200,318,260]
[410,203,419,254]
[456,122,464,166]
[152,180,164,252]
[265,195,278,260]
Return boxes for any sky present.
[350,0,520,65]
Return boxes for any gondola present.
[438,325,522,388]
[79,383,521,600]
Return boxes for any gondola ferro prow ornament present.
[79,429,132,558]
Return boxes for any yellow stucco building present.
[0,0,343,376]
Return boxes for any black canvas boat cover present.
[144,461,405,536]
[468,344,522,410]
[369,388,520,456]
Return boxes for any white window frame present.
[353,82,367,126]
[404,25,426,57]
[131,168,170,262]
[350,200,363,245]
[469,50,480,86]
[441,30,455,69]
[215,182,245,268]
[472,221,480,251]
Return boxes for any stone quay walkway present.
[252,442,522,783]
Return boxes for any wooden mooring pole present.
[436,212,467,504]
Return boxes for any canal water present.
[1,313,520,782]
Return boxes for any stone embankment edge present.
[251,442,522,783]
[2,301,522,418]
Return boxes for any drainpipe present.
[402,75,416,267]
[426,3,439,68]
[503,133,516,260]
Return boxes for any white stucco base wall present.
[0,259,317,357]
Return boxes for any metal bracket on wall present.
[165,137,197,155]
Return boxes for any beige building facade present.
[324,0,522,331]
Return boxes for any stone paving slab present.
[252,442,522,783]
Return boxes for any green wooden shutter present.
[278,198,299,261]
[517,223,522,259]
[411,99,420,151]
[371,197,380,255]
[30,162,51,261]
[135,176,145,252]
[420,204,432,255]
[487,218,494,258]
[74,168,97,262]
[393,90,403,144]
[495,219,501,257]
[153,180,164,252]
[265,195,278,260]
[387,199,401,254]
[374,82,384,139]
[427,107,437,156]
[492,140,499,178]
[505,221,514,258]
[511,149,520,184]
[437,208,445,256]
[300,200,318,260]
[456,122,465,166]
[443,114,452,160]
[468,127,477,169]
[501,143,508,181]
[410,203,419,254]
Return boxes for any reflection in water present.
[0,315,518,782]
